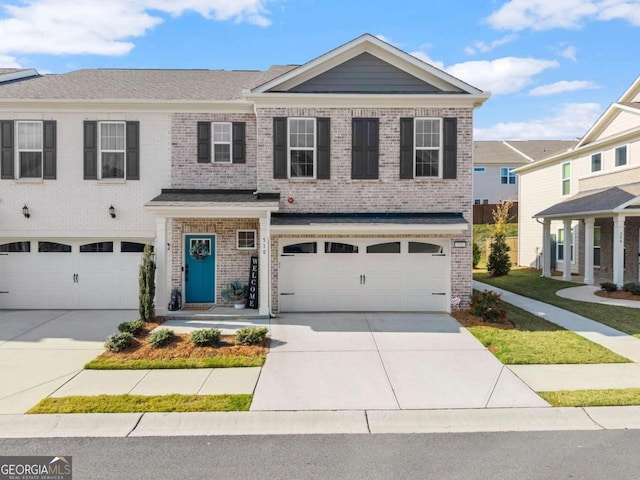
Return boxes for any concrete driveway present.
[0,309,137,413]
[251,313,548,411]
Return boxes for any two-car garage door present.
[0,239,148,309]
[278,238,450,312]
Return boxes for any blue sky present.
[0,0,638,140]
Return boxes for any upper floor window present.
[289,118,316,178]
[590,152,602,173]
[0,120,56,180]
[99,122,125,179]
[83,121,139,181]
[500,167,516,184]
[414,118,441,178]
[473,167,485,173]
[212,122,232,163]
[561,162,571,196]
[615,145,627,167]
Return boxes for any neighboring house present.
[517,76,640,286]
[473,140,576,204]
[0,34,489,314]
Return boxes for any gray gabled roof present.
[535,182,640,218]
[271,212,466,225]
[474,142,528,165]
[474,140,578,165]
[0,66,296,101]
[505,140,578,161]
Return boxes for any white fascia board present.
[618,75,640,103]
[615,195,640,212]
[0,230,156,238]
[576,103,617,149]
[270,223,469,235]
[145,203,279,218]
[534,209,617,219]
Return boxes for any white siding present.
[599,110,640,139]
[473,164,519,203]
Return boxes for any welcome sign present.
[247,256,258,309]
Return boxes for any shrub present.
[472,242,481,269]
[487,233,511,276]
[235,327,268,345]
[104,332,133,353]
[623,283,640,295]
[147,329,175,348]
[600,282,618,293]
[117,319,145,335]
[221,280,249,303]
[470,290,507,323]
[190,328,221,347]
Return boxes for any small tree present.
[139,244,156,322]
[487,198,514,276]
[472,242,481,269]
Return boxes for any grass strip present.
[539,389,640,407]
[85,355,265,370]
[27,394,252,414]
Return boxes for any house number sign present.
[247,256,259,309]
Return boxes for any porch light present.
[109,205,116,219]
[22,205,30,218]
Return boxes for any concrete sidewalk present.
[2,406,640,438]
[557,285,640,309]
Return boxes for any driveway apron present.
[251,313,548,411]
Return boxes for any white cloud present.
[558,45,577,61]
[0,0,272,57]
[486,0,640,31]
[465,34,518,55]
[0,55,21,68]
[408,50,445,70]
[474,103,602,140]
[529,80,599,95]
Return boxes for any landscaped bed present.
[85,319,267,369]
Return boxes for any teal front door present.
[185,235,215,303]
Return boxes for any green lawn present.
[465,303,629,364]
[84,355,265,370]
[474,268,640,337]
[539,389,640,407]
[27,394,252,414]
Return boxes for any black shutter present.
[126,121,140,180]
[316,117,330,179]
[1,121,14,179]
[197,122,210,163]
[42,121,56,179]
[273,117,287,179]
[399,118,414,179]
[352,118,378,179]
[232,122,246,163]
[83,121,97,180]
[442,117,457,179]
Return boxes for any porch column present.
[258,214,271,317]
[613,214,626,287]
[542,219,552,278]
[155,216,168,316]
[583,217,595,285]
[563,218,572,282]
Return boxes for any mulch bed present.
[98,318,268,361]
[595,290,640,302]
[451,310,515,330]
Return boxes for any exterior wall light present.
[109,205,116,219]
[22,205,30,218]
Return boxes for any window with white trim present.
[474,198,489,205]
[414,118,441,177]
[561,162,571,196]
[500,167,516,184]
[16,121,43,178]
[212,122,232,163]
[288,118,315,178]
[615,145,627,167]
[593,226,601,267]
[237,230,256,250]
[99,122,125,179]
[557,228,574,263]
[591,153,602,173]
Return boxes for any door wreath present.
[190,241,210,260]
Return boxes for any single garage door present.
[0,239,148,309]
[278,238,450,312]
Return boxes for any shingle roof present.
[535,182,640,218]
[271,212,467,225]
[506,140,578,161]
[474,141,527,165]
[0,66,297,101]
[148,189,280,203]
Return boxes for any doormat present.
[181,305,212,311]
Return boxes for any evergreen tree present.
[139,244,156,321]
[487,198,514,276]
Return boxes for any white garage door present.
[278,238,450,312]
[0,240,148,309]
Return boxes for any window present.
[414,118,441,177]
[557,228,574,263]
[80,242,114,253]
[16,121,43,178]
[121,242,149,253]
[408,242,443,254]
[99,122,125,179]
[591,153,602,173]
[212,122,232,163]
[474,199,489,205]
[561,162,571,196]
[366,242,401,253]
[0,241,30,252]
[283,242,317,254]
[237,230,256,250]
[325,242,359,254]
[38,241,71,252]
[473,167,485,173]
[289,118,316,178]
[500,167,516,184]
[615,146,627,167]
[593,226,601,267]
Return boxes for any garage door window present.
[325,242,359,254]
[408,242,443,254]
[80,242,114,253]
[38,241,71,253]
[121,242,148,253]
[283,242,317,254]
[366,242,401,254]
[0,241,30,252]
